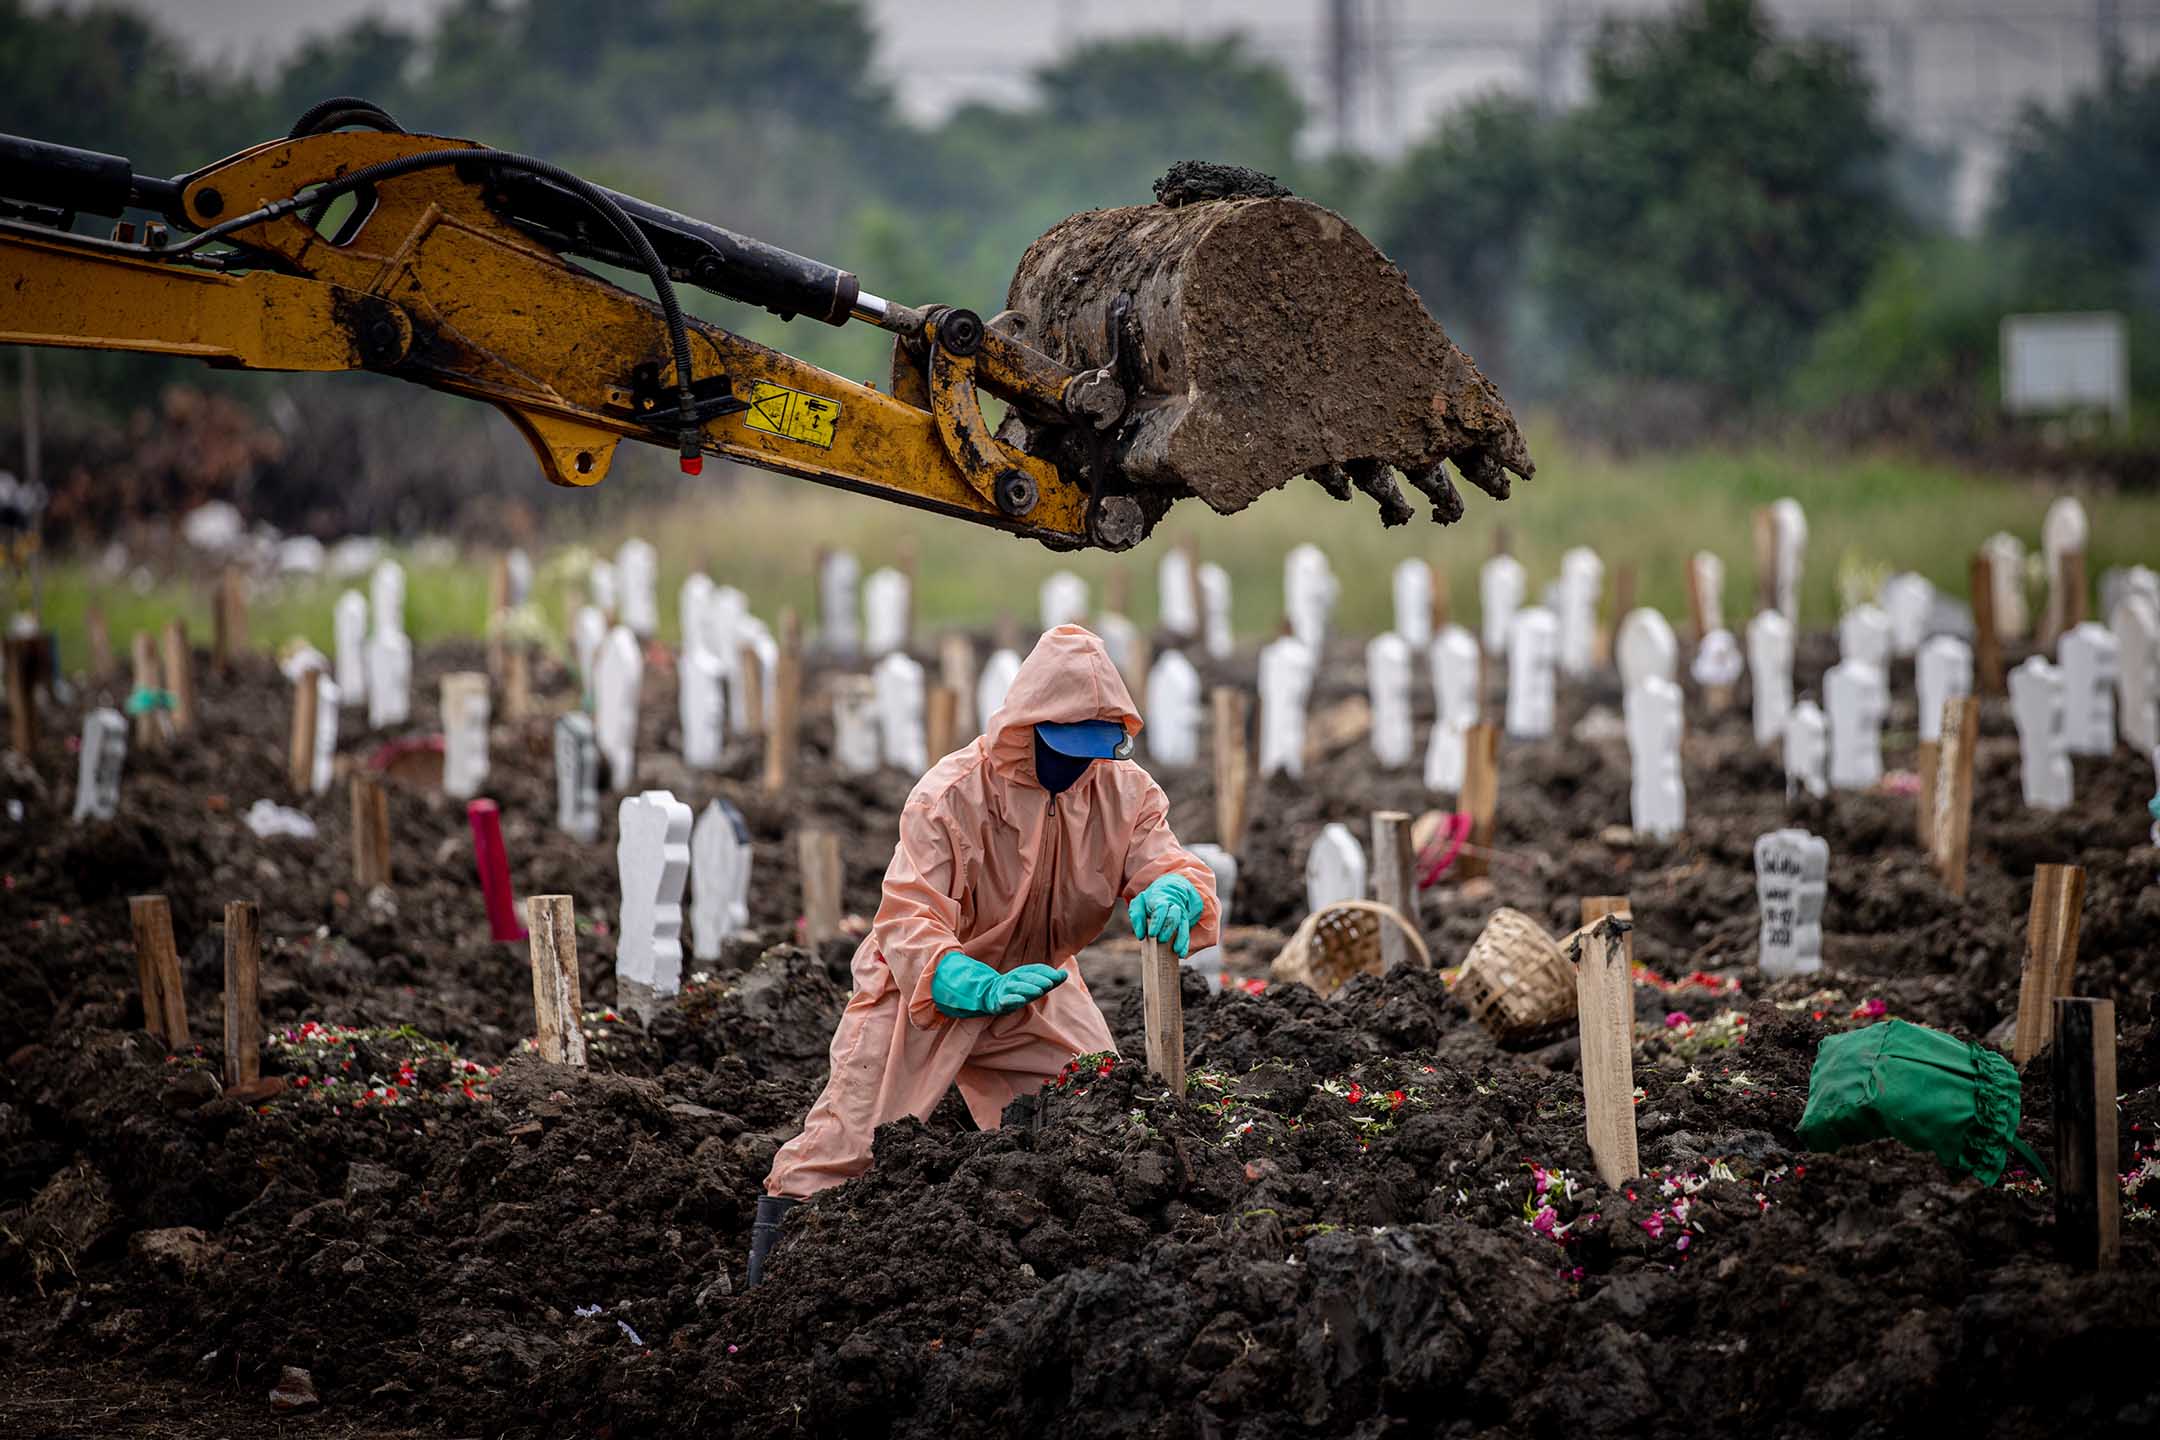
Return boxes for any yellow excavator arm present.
[0,106,1529,551]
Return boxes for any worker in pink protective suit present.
[747,625,1218,1286]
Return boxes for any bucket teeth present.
[1459,448,1511,501]
[1305,463,1354,502]
[1346,459,1414,528]
[1406,461,1465,526]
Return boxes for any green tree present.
[1536,0,1897,398]
[1991,63,2160,280]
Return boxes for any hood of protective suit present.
[981,625,1141,784]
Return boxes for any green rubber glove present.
[931,951,1068,1019]
[1127,873,1205,958]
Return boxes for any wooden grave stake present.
[736,642,766,737]
[525,894,588,1067]
[926,683,961,764]
[2013,864,2087,1065]
[287,666,319,795]
[86,606,113,678]
[1456,723,1501,880]
[486,553,511,679]
[1572,912,1641,1187]
[351,772,392,889]
[1141,935,1186,1093]
[1969,550,2005,696]
[213,567,247,672]
[1929,697,1978,898]
[939,634,976,727]
[5,635,36,758]
[1430,563,1451,633]
[1371,810,1420,971]
[763,610,800,794]
[2052,546,2089,648]
[1686,557,1713,648]
[1210,687,1250,855]
[160,619,194,734]
[223,900,261,1088]
[1582,894,1631,928]
[131,633,165,749]
[798,828,843,947]
[1752,506,1778,613]
[128,894,189,1046]
[2050,997,2119,1270]
[504,644,531,722]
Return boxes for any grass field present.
[25,421,2160,666]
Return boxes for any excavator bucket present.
[999,165,1531,531]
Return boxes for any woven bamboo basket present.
[1455,907,1579,1045]
[1270,899,1430,998]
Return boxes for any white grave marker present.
[1785,699,1828,799]
[370,560,405,638]
[1504,606,1558,740]
[1480,554,1525,656]
[365,629,411,729]
[1367,631,1415,769]
[977,648,1021,726]
[505,548,532,606]
[1838,604,1892,669]
[1040,571,1089,632]
[1197,563,1234,661]
[572,605,607,692]
[1392,559,1434,650]
[1691,629,1744,691]
[1284,544,1338,651]
[440,672,491,800]
[1983,532,2030,637]
[832,674,881,775]
[616,790,692,1021]
[2112,592,2160,754]
[1257,633,1316,778]
[1754,828,1827,979]
[1625,676,1686,839]
[2042,496,2089,640]
[1879,573,1935,657]
[691,798,751,961]
[1159,548,1199,638]
[819,550,860,657]
[1423,625,1480,793]
[1915,636,1974,743]
[1824,660,1888,789]
[554,713,600,842]
[1615,608,1678,693]
[1747,610,1795,746]
[1304,822,1367,912]
[678,645,726,769]
[2058,621,2119,756]
[310,674,338,795]
[588,559,619,620]
[874,651,928,772]
[593,625,643,789]
[678,573,714,662]
[71,708,126,821]
[1555,547,1603,677]
[333,590,368,706]
[863,566,911,657]
[2009,656,2073,810]
[616,538,658,637]
[1145,650,1202,768]
[1182,842,1238,989]
[1097,613,1143,688]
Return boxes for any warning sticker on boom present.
[742,382,839,450]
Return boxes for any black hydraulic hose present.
[172,144,706,472]
[286,96,406,138]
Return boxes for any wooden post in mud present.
[2051,997,2118,1270]
[222,900,261,1088]
[737,642,766,738]
[5,635,35,759]
[1571,912,1640,1188]
[288,666,319,795]
[1211,687,1250,855]
[2013,864,2087,1065]
[2054,548,2089,648]
[128,895,189,1046]
[130,633,165,750]
[1686,559,1713,649]
[86,606,113,678]
[1456,724,1501,880]
[926,684,961,765]
[525,894,587,1067]
[504,644,531,722]
[212,566,247,673]
[1930,698,1978,898]
[763,610,800,794]
[1140,936,1186,1093]
[1970,551,2005,696]
[1582,895,1631,929]
[160,619,194,734]
[1914,739,1940,849]
[798,828,842,947]
[351,773,392,889]
[1371,811,1419,972]
[486,553,511,680]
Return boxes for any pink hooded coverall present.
[764,625,1219,1199]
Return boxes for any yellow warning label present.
[742,381,839,449]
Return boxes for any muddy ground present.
[1,620,2155,1439]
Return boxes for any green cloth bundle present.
[1797,1019,2043,1185]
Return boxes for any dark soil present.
[1,622,2154,1438]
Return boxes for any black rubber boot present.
[746,1195,800,1289]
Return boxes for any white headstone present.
[704,587,750,730]
[742,618,779,731]
[678,646,726,769]
[1159,548,1199,638]
[440,672,491,800]
[333,590,368,706]
[1040,571,1089,632]
[1480,553,1525,656]
[819,550,860,657]
[2112,592,2160,754]
[1504,606,1558,740]
[1284,544,1338,651]
[310,674,338,795]
[369,560,404,638]
[1754,828,1827,979]
[1879,573,1935,657]
[2101,565,2159,627]
[1555,547,1603,677]
[862,567,911,658]
[616,538,658,637]
[1785,699,1828,799]
[2058,620,2119,756]
[2042,496,2089,638]
[1824,660,1888,789]
[1182,842,1238,982]
[1983,532,2030,638]
[505,548,533,607]
[977,648,1021,726]
[1304,822,1367,913]
[1197,562,1234,661]
[832,674,881,775]
[1625,676,1686,838]
[1097,613,1143,686]
[572,605,608,691]
[678,573,714,663]
[616,790,693,1016]
[1615,608,1678,693]
[1915,636,1974,743]
[365,629,411,729]
[1367,631,1415,769]
[2009,656,2073,810]
[1691,629,1744,689]
[1145,649,1202,769]
[554,713,601,842]
[1423,624,1480,793]
[1837,604,1892,669]
[588,559,619,620]
[1771,498,1807,625]
[593,625,643,789]
[1257,633,1316,778]
[1392,559,1434,650]
[1747,610,1795,746]
[691,798,751,961]
[1690,551,1725,634]
[874,651,928,772]
[71,708,126,821]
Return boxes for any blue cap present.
[1035,719,1133,760]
